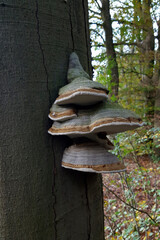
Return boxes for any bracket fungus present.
[48,101,144,136]
[54,52,109,106]
[67,52,90,82]
[48,103,77,122]
[61,142,126,173]
[48,52,144,173]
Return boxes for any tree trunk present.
[154,20,160,155]
[154,20,160,128]
[101,0,119,97]
[0,1,104,239]
[154,77,160,126]
[137,0,156,118]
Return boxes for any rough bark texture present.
[101,0,119,97]
[0,1,104,239]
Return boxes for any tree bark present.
[101,0,119,97]
[0,1,104,239]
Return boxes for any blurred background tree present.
[89,0,160,157]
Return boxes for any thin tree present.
[89,0,119,97]
[101,0,119,97]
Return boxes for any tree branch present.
[103,185,157,224]
[89,22,102,27]
[91,44,105,48]
[114,41,137,46]
[89,9,100,16]
[111,5,133,10]
[94,0,102,10]
[90,28,105,43]
[112,18,148,32]
[115,51,138,56]
[114,41,143,48]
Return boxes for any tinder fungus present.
[48,103,77,122]
[54,52,109,106]
[48,52,144,174]
[48,101,144,136]
[61,142,126,173]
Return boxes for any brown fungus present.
[61,142,126,173]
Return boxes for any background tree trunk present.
[154,73,160,156]
[154,20,160,128]
[0,1,104,239]
[101,0,119,97]
[135,0,156,118]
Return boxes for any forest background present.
[88,0,160,239]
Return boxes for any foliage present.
[88,1,160,238]
[102,127,160,239]
[112,127,160,161]
[103,154,160,239]
[95,60,118,101]
[89,0,160,118]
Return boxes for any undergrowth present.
[103,126,160,240]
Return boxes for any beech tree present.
[0,1,104,239]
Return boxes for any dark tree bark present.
[100,0,119,97]
[0,1,104,239]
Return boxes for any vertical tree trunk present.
[154,20,160,156]
[154,20,160,125]
[154,76,160,156]
[137,0,156,118]
[154,77,160,127]
[0,1,104,239]
[101,0,119,97]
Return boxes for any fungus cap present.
[55,52,109,106]
[54,77,109,106]
[61,142,126,173]
[48,101,144,135]
[48,104,77,122]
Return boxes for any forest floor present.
[103,155,160,240]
